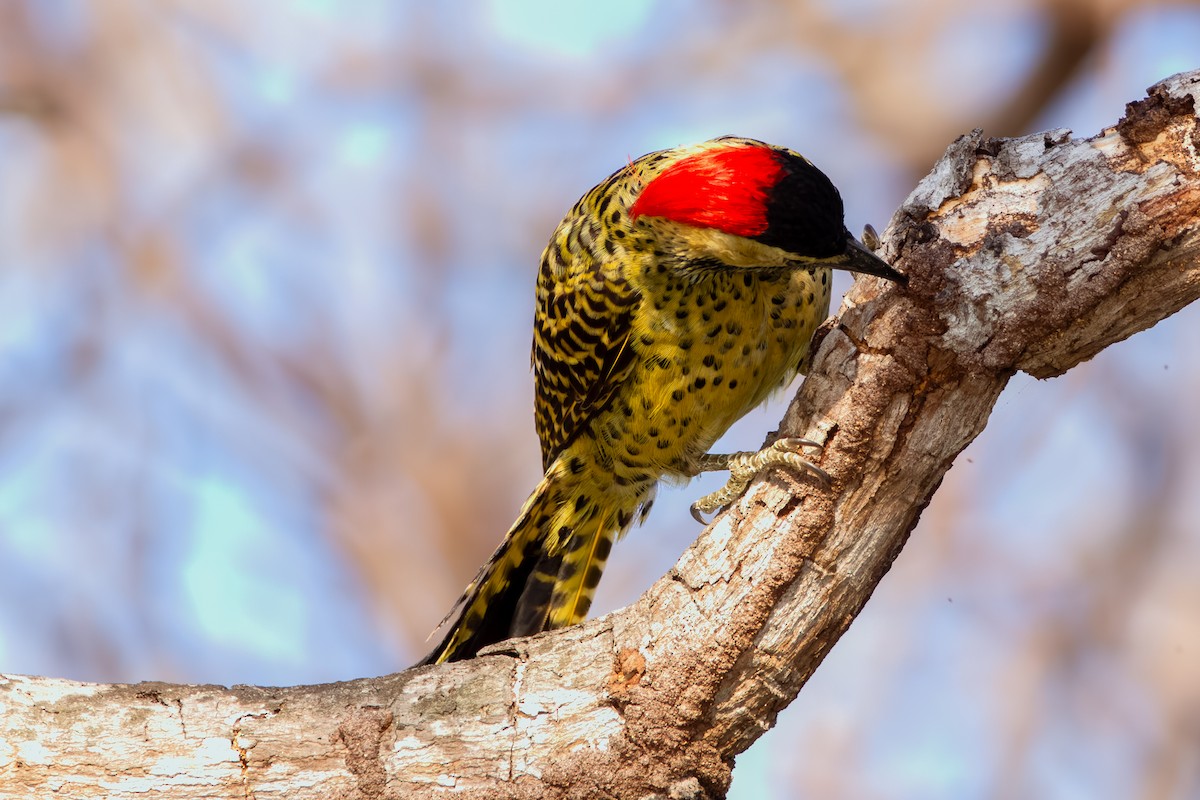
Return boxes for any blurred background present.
[1,1,1198,797]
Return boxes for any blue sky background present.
[1,1,1198,797]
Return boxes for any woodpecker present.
[420,136,903,665]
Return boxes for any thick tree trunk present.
[3,70,1198,800]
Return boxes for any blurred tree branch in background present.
[2,68,1197,800]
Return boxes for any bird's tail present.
[418,455,652,665]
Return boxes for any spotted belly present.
[590,266,832,482]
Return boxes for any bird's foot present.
[689,437,830,523]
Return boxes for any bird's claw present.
[689,437,829,523]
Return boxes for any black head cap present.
[753,150,847,259]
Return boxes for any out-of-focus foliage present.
[1,1,1198,797]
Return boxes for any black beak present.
[834,233,906,285]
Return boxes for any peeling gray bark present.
[2,70,1198,800]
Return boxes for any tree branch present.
[3,70,1198,800]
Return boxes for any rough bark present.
[3,70,1198,800]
